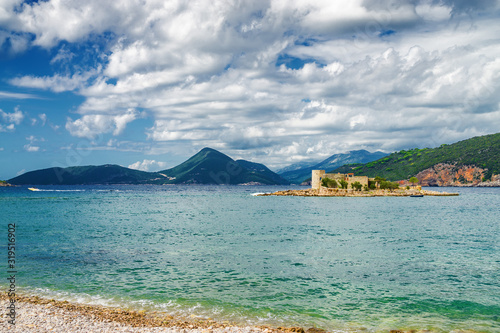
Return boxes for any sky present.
[1,0,500,179]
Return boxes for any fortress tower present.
[311,170,325,190]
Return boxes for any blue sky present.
[1,0,500,179]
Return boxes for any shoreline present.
[1,293,487,333]
[257,188,459,197]
[0,293,322,333]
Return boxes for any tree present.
[380,180,399,192]
[374,176,386,188]
[389,182,399,191]
[321,178,329,187]
[409,177,419,187]
[339,179,348,189]
[351,181,362,191]
[322,177,338,188]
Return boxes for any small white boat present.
[28,187,41,191]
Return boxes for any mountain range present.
[277,150,388,184]
[8,148,290,185]
[8,132,500,186]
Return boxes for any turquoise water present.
[1,185,499,332]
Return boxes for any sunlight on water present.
[1,185,499,332]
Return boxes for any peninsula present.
[259,171,459,197]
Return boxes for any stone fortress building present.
[311,170,371,190]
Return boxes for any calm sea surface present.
[1,185,499,332]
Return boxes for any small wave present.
[251,193,266,196]
[34,189,85,192]
[20,287,125,308]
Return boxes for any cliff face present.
[416,163,486,186]
[477,174,500,187]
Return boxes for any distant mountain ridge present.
[8,148,289,185]
[276,161,319,174]
[278,150,388,184]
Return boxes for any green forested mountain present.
[8,148,289,185]
[159,148,289,185]
[333,133,500,181]
[8,164,159,185]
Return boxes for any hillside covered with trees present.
[333,132,500,181]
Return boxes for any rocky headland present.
[415,164,489,187]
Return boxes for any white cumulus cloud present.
[0,124,15,132]
[128,159,168,172]
[23,135,43,152]
[24,144,40,152]
[0,107,24,131]
[2,0,500,168]
[65,109,138,139]
[39,113,47,126]
[0,107,24,125]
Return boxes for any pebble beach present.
[2,294,486,333]
[0,294,320,333]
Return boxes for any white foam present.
[31,189,85,192]
[24,287,122,308]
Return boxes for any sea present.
[1,185,499,332]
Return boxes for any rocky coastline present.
[258,188,458,197]
[414,164,500,187]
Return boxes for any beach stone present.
[306,328,325,333]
